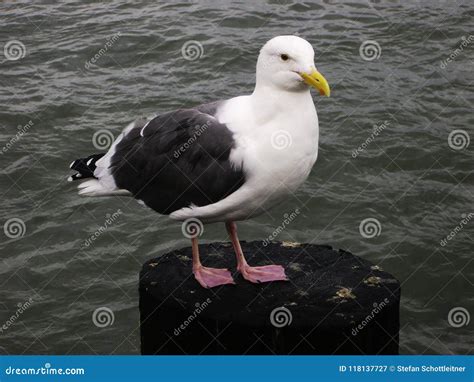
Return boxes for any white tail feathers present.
[72,121,139,198]
[77,179,131,197]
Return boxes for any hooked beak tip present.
[300,70,330,97]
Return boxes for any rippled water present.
[1,1,472,355]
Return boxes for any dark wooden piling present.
[139,241,400,355]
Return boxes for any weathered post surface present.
[139,241,400,355]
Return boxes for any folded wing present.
[110,107,245,215]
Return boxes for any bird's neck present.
[250,83,314,123]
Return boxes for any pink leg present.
[225,221,288,283]
[192,237,235,288]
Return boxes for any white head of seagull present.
[255,35,330,96]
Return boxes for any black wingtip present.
[68,153,105,181]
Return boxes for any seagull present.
[69,35,330,288]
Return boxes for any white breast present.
[170,91,319,223]
[219,92,319,210]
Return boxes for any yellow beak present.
[300,69,330,97]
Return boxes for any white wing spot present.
[86,158,93,166]
[140,120,152,137]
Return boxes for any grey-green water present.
[0,1,472,355]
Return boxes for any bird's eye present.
[280,54,289,61]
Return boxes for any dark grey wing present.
[110,107,245,214]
